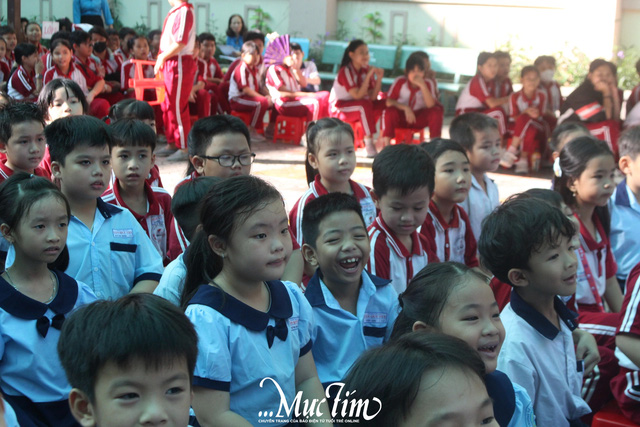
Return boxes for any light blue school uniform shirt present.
[609,179,640,283]
[5,199,164,300]
[186,280,314,426]
[153,253,186,306]
[498,291,590,427]
[304,270,398,387]
[0,271,96,425]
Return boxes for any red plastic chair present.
[345,120,365,148]
[592,401,639,427]
[393,128,425,144]
[274,116,306,145]
[128,59,164,106]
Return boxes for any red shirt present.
[455,74,496,115]
[0,159,50,184]
[387,75,439,110]
[199,56,223,81]
[7,65,36,100]
[159,1,195,57]
[509,89,547,119]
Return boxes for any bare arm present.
[347,68,376,100]
[616,334,640,368]
[295,352,332,423]
[130,279,158,293]
[86,79,106,103]
[484,96,509,109]
[191,387,253,427]
[604,275,623,312]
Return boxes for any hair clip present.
[29,173,34,178]
[553,157,562,178]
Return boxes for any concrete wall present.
[14,0,631,60]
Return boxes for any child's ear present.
[0,223,12,243]
[68,388,97,427]
[0,140,6,154]
[412,321,436,333]
[150,152,156,167]
[507,268,529,288]
[307,152,319,171]
[370,189,380,209]
[619,156,631,175]
[51,161,63,179]
[566,177,577,195]
[207,234,227,258]
[301,243,318,267]
[191,155,205,175]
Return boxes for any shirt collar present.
[428,200,460,229]
[614,178,631,207]
[187,281,293,331]
[305,269,390,307]
[509,290,578,340]
[312,175,364,199]
[0,270,79,319]
[97,197,123,218]
[112,180,159,218]
[573,210,607,252]
[375,216,423,257]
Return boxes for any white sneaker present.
[499,146,519,169]
[530,152,541,172]
[364,138,378,158]
[515,155,529,174]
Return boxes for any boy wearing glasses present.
[102,119,176,265]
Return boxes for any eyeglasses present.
[200,153,256,167]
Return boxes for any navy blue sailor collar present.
[509,290,578,340]
[614,178,630,207]
[96,197,123,218]
[0,270,78,319]
[187,280,293,331]
[305,269,391,307]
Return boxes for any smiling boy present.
[479,197,592,426]
[302,192,398,389]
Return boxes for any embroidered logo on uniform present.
[113,229,134,238]
[288,317,299,331]
[363,312,387,326]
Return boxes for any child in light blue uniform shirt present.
[0,174,97,426]
[301,192,398,388]
[6,116,164,300]
[391,262,537,427]
[182,176,330,426]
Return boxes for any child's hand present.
[404,107,416,124]
[374,67,384,79]
[410,73,426,88]
[574,329,600,376]
[593,79,610,96]
[525,107,540,119]
[154,55,165,75]
[189,91,197,102]
[97,64,106,78]
[35,58,44,74]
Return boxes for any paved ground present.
[155,119,554,214]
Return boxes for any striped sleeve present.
[618,263,640,336]
[367,227,391,280]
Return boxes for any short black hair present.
[70,30,91,48]
[290,42,302,52]
[520,65,539,78]
[45,115,113,165]
[108,98,155,123]
[405,51,428,74]
[106,28,119,38]
[50,30,72,44]
[148,29,161,40]
[301,193,366,249]
[88,26,108,40]
[589,58,609,73]
[110,118,156,151]
[534,55,556,68]
[14,43,36,65]
[635,58,640,75]
[172,176,221,241]
[342,331,486,426]
[449,113,499,151]
[50,39,72,54]
[118,27,137,40]
[548,122,589,152]
[58,293,198,402]
[493,50,511,61]
[420,138,468,165]
[0,25,16,37]
[37,78,89,121]
[372,144,435,197]
[245,30,265,44]
[477,51,495,66]
[619,126,640,160]
[0,103,45,145]
[198,32,216,43]
[126,34,148,52]
[186,115,251,175]
[478,197,575,285]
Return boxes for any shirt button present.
[94,267,99,272]
[91,242,96,246]
[445,244,449,248]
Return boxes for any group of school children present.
[1,1,640,426]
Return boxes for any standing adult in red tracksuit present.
[155,0,196,161]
